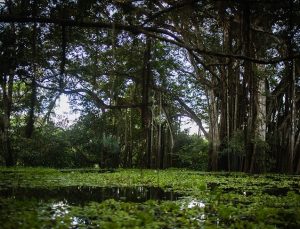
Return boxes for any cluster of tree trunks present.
[0,0,299,173]
[182,1,300,173]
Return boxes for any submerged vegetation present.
[0,168,299,228]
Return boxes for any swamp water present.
[0,186,181,228]
[0,169,299,228]
[0,186,180,204]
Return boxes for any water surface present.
[0,186,180,204]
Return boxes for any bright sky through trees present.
[54,95,79,126]
[55,95,199,134]
[0,0,299,173]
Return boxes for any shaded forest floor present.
[0,168,300,228]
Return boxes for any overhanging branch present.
[0,16,299,64]
[175,96,209,139]
[36,83,144,112]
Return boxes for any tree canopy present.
[0,0,299,173]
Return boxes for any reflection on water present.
[0,186,181,227]
[180,198,207,224]
[45,200,89,227]
[180,197,206,209]
[0,186,181,205]
[187,199,205,208]
[71,216,90,227]
[59,169,116,173]
[50,201,69,219]
[188,200,206,224]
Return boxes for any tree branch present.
[143,0,200,25]
[175,96,209,138]
[0,16,299,64]
[36,83,147,112]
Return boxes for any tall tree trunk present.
[222,14,233,171]
[295,130,300,174]
[233,68,240,171]
[156,92,162,169]
[241,0,259,173]
[289,59,296,173]
[163,107,174,168]
[1,73,14,166]
[248,70,259,173]
[141,37,152,168]
[25,0,38,138]
[128,108,133,168]
[0,4,16,165]
[124,109,129,167]
[251,67,267,173]
[243,0,252,172]
[25,78,36,138]
[160,125,165,169]
[208,87,219,171]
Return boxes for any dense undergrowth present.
[0,168,299,228]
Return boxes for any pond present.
[0,186,180,204]
[0,185,181,228]
[0,169,299,228]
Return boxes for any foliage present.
[230,131,246,156]
[221,130,245,157]
[11,113,122,168]
[16,123,73,168]
[0,168,299,228]
[0,0,299,173]
[173,133,208,170]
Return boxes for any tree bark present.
[141,37,152,168]
[163,107,174,168]
[252,68,267,172]
[0,73,14,166]
[289,59,296,173]
[208,87,219,171]
[25,78,36,138]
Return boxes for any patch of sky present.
[53,94,79,127]
[107,4,118,18]
[180,116,200,135]
[272,22,287,33]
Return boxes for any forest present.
[0,0,299,173]
[0,0,300,228]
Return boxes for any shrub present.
[173,133,208,170]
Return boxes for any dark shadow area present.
[59,168,116,173]
[0,186,181,205]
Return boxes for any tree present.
[0,0,299,173]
